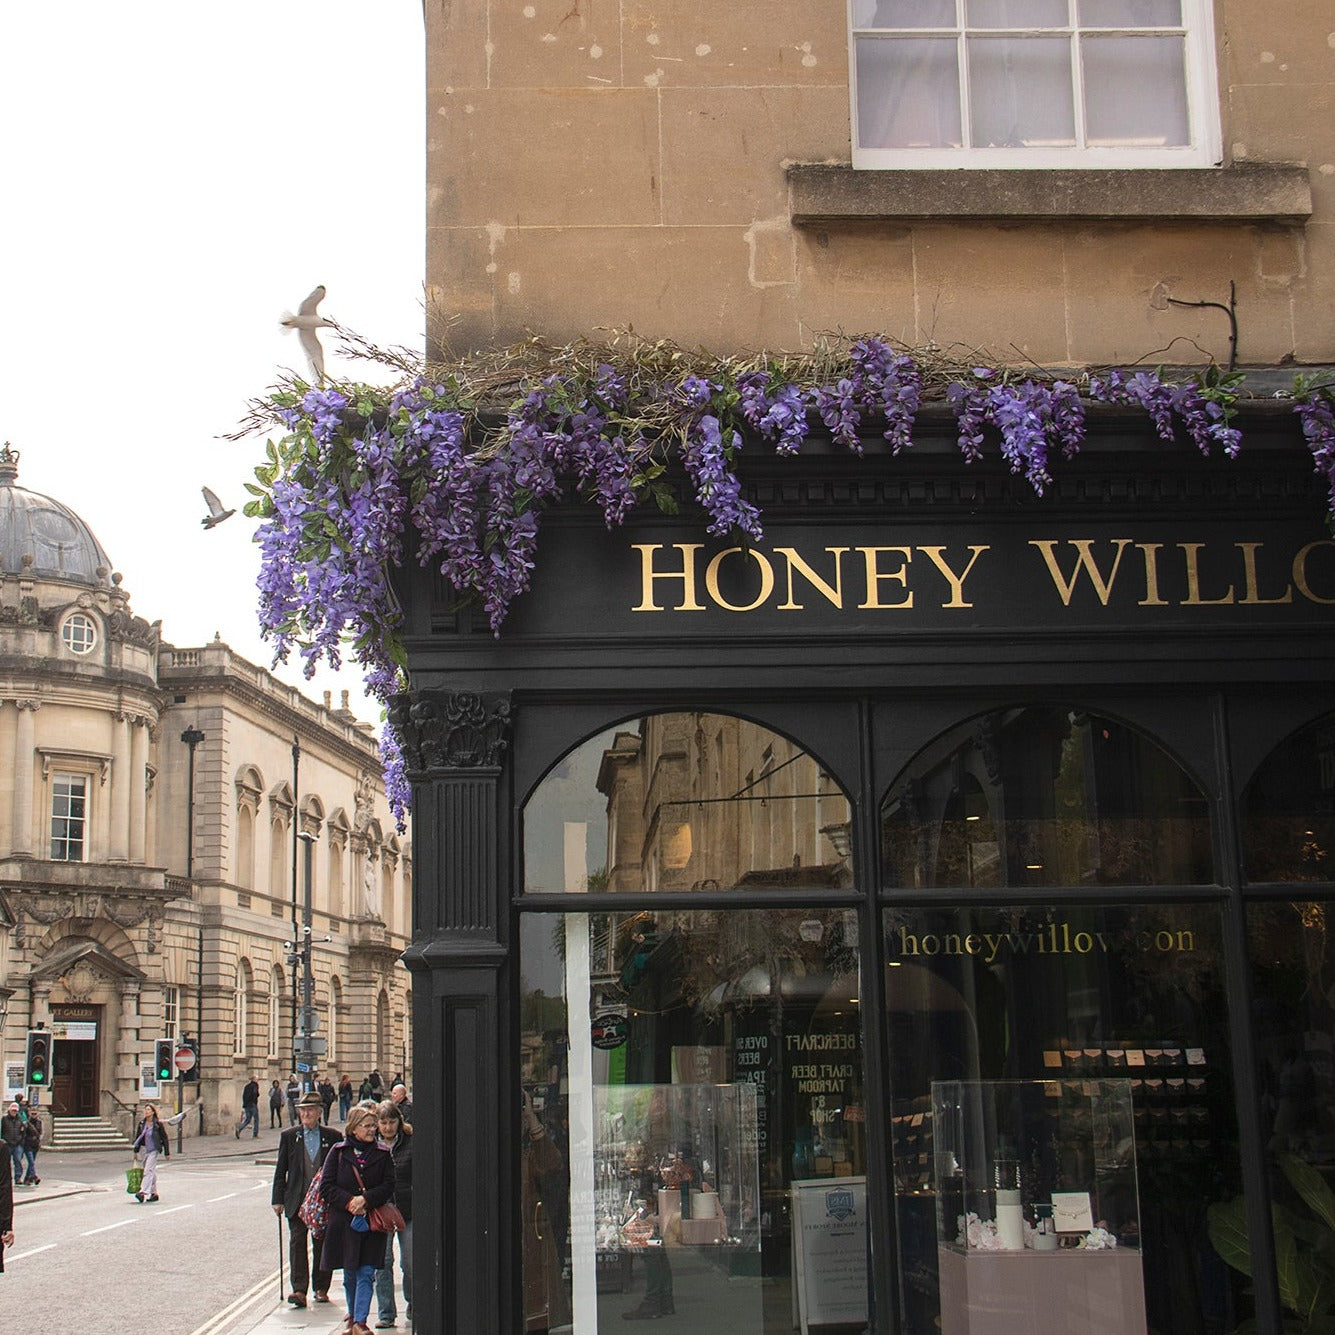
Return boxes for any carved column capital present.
[389,690,512,776]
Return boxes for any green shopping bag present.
[126,1165,144,1194]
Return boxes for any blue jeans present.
[9,1143,21,1183]
[375,1220,413,1323]
[344,1263,377,1324]
[21,1147,37,1181]
[238,1104,259,1137]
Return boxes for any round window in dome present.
[61,612,98,655]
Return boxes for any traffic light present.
[154,1039,174,1083]
[179,1036,200,1082]
[25,1030,50,1086]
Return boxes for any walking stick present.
[278,1210,286,1301]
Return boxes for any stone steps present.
[47,1115,133,1151]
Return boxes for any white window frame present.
[60,612,98,655]
[268,983,281,1060]
[848,0,1221,170]
[163,987,179,1041]
[234,971,249,1058]
[50,771,89,862]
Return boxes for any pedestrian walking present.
[388,1083,413,1124]
[273,1090,341,1309]
[286,1074,301,1125]
[373,1100,413,1329]
[319,1105,396,1334]
[0,1156,12,1273]
[319,1076,336,1125]
[132,1103,169,1203]
[1,1104,21,1187]
[236,1073,261,1138]
[19,1108,41,1185]
[269,1080,285,1128]
[338,1074,354,1121]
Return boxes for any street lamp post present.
[298,832,316,1092]
[290,734,301,1088]
[181,726,205,1146]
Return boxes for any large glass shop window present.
[881,707,1213,889]
[1242,713,1335,883]
[521,714,867,1335]
[881,902,1244,1335]
[1243,897,1335,1335]
[524,714,852,894]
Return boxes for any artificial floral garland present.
[240,334,1335,825]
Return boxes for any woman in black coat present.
[319,1104,396,1334]
[0,1165,13,1273]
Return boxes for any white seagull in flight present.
[200,487,234,530]
[280,285,335,383]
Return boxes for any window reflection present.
[520,908,866,1335]
[882,707,1212,888]
[1242,714,1335,883]
[524,714,853,894]
[883,903,1244,1335]
[1235,899,1335,1335]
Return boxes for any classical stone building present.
[0,447,409,1134]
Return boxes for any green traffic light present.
[31,1071,44,1083]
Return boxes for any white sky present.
[0,2,426,726]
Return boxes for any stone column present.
[110,713,131,862]
[117,980,144,1105]
[13,699,38,857]
[0,700,15,860]
[389,688,512,1335]
[129,717,149,863]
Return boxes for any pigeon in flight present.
[280,285,335,382]
[201,487,235,530]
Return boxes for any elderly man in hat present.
[272,1089,341,1307]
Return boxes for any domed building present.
[0,444,410,1139]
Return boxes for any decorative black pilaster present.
[391,689,514,1335]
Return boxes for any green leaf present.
[1275,1204,1302,1314]
[1281,1156,1335,1234]
[1207,1197,1254,1279]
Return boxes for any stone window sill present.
[786,163,1312,225]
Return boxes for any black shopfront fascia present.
[388,406,1334,1335]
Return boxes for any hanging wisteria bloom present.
[243,335,1330,827]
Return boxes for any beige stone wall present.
[426,0,1335,368]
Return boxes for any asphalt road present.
[5,1148,286,1335]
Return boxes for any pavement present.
[10,1117,409,1332]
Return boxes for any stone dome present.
[0,445,113,587]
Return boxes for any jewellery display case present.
[931,1080,1146,1335]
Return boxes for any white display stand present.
[937,1246,1147,1335]
[790,1176,868,1334]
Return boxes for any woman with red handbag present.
[319,1105,396,1334]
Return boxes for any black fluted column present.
[391,689,514,1335]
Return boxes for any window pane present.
[881,708,1212,889]
[521,908,866,1333]
[1245,899,1335,1331]
[1078,0,1181,27]
[524,714,853,894]
[856,36,963,149]
[1083,34,1188,145]
[968,36,1075,146]
[966,0,1069,28]
[853,0,957,29]
[884,902,1247,1335]
[1242,714,1335,883]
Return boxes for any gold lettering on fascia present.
[1031,539,1333,609]
[634,543,991,612]
[632,540,1335,613]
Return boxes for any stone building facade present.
[0,448,409,1133]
